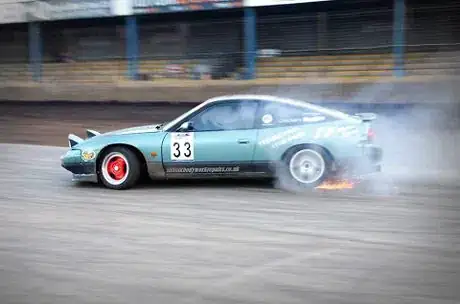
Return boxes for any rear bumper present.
[334,144,383,177]
[363,145,383,164]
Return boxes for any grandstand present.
[0,0,459,86]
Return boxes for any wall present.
[0,23,28,62]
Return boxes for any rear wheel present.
[98,147,141,190]
[279,145,331,190]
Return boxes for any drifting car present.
[61,94,383,190]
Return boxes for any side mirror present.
[178,121,193,132]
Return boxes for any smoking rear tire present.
[98,146,141,190]
[278,145,331,190]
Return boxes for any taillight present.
[367,128,375,141]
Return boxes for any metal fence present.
[406,1,460,52]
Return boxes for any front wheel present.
[278,146,331,190]
[98,147,141,190]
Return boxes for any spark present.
[315,179,356,190]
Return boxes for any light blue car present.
[61,95,383,190]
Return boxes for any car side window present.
[257,101,327,128]
[188,100,258,132]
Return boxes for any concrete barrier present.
[1,76,460,104]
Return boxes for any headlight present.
[81,150,96,161]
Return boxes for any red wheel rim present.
[106,156,127,180]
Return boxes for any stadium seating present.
[41,60,125,83]
[0,63,31,83]
[256,51,460,80]
[1,51,459,85]
[404,51,460,76]
[38,59,199,83]
[256,53,394,80]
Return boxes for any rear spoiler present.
[68,129,101,148]
[354,112,377,122]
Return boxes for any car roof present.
[207,94,355,120]
[206,94,304,106]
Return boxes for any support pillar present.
[126,15,139,80]
[28,22,42,82]
[393,0,406,77]
[244,7,256,80]
[317,12,327,51]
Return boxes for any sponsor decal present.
[25,0,111,21]
[276,114,325,125]
[271,130,306,148]
[166,166,240,173]
[314,126,335,139]
[0,2,27,24]
[111,0,133,15]
[263,113,326,126]
[132,0,242,13]
[314,126,359,139]
[244,0,332,8]
[278,117,301,124]
[262,114,273,124]
[258,127,303,146]
[337,126,359,137]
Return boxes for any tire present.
[98,146,141,190]
[279,145,332,190]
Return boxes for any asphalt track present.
[1,102,460,304]
[0,143,459,304]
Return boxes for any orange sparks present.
[315,179,355,190]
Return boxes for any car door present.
[161,99,260,177]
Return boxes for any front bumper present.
[61,149,98,183]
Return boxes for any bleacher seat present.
[404,51,460,76]
[1,51,459,85]
[41,59,126,83]
[256,52,460,80]
[256,53,395,80]
[0,63,31,83]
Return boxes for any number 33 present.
[171,133,194,160]
[173,142,191,158]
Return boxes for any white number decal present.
[171,133,194,161]
[314,127,335,139]
[314,126,358,139]
[337,126,358,137]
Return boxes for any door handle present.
[237,139,250,144]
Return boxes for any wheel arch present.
[281,143,335,164]
[96,144,148,175]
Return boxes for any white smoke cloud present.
[244,75,460,193]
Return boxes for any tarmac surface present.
[0,102,459,304]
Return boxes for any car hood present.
[103,124,163,136]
